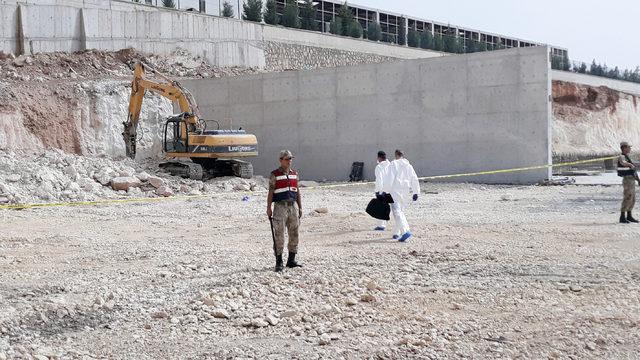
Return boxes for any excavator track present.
[159,161,204,180]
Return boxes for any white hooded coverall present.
[382,158,420,236]
[374,159,391,228]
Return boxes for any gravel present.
[0,180,639,358]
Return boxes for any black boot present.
[627,212,639,223]
[286,252,302,268]
[275,255,284,272]
[620,212,630,223]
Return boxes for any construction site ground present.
[1,182,639,359]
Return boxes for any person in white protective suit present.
[381,149,420,242]
[374,150,391,231]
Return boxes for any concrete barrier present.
[182,46,552,184]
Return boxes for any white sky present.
[169,0,640,70]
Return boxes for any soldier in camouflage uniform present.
[618,142,640,223]
[267,150,303,272]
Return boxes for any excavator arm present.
[123,62,201,159]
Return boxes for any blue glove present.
[412,194,418,201]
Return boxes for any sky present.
[171,0,640,70]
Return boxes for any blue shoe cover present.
[399,232,412,242]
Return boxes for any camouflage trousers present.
[272,202,299,256]
[622,176,636,212]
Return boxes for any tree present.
[337,3,353,36]
[242,0,262,22]
[367,22,382,41]
[561,54,570,71]
[589,60,598,75]
[300,0,318,31]
[349,20,363,38]
[477,41,488,52]
[433,34,444,51]
[222,1,234,17]
[573,62,587,74]
[464,39,475,53]
[443,35,459,53]
[407,30,420,48]
[162,0,176,8]
[419,31,433,50]
[263,0,279,25]
[282,0,300,28]
[494,37,505,50]
[608,66,620,79]
[397,18,406,45]
[330,18,342,35]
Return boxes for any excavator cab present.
[162,113,190,153]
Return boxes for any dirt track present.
[1,182,639,359]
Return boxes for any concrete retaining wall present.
[1,0,445,69]
[1,0,266,67]
[182,46,552,184]
[552,70,640,96]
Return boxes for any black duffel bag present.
[366,198,391,221]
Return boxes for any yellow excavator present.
[123,62,257,180]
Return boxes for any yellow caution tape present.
[311,156,618,189]
[0,156,618,210]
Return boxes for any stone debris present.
[0,150,268,205]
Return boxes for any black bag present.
[366,198,391,221]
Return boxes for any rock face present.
[553,80,640,158]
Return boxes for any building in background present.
[132,0,568,58]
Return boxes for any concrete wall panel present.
[183,46,551,184]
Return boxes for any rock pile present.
[0,150,267,205]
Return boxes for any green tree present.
[407,30,420,48]
[590,60,598,75]
[222,1,234,17]
[477,41,488,52]
[419,31,433,50]
[263,0,279,25]
[300,0,318,30]
[282,0,300,28]
[162,0,176,8]
[366,22,381,41]
[242,0,263,22]
[434,34,444,51]
[397,18,406,45]
[349,20,363,38]
[576,62,587,73]
[561,54,570,71]
[330,18,342,35]
[494,38,505,50]
[465,39,477,53]
[337,3,353,36]
[443,35,458,53]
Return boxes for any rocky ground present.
[0,150,268,205]
[1,181,639,359]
